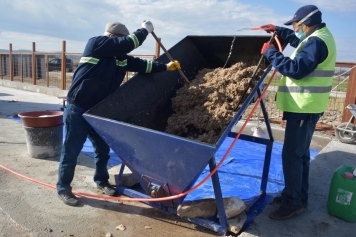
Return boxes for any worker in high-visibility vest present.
[57,20,181,206]
[260,5,336,220]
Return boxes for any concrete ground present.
[1,84,356,237]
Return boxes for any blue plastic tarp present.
[10,115,319,200]
[185,137,318,203]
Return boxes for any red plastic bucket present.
[18,111,63,128]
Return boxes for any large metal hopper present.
[83,35,273,208]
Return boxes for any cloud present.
[0,31,86,52]
[0,0,355,62]
[291,0,356,13]
[0,0,284,53]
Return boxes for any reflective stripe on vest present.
[276,27,336,113]
[307,70,334,77]
[278,85,332,93]
[116,59,127,67]
[146,60,152,73]
[128,34,139,49]
[80,57,99,64]
[80,57,128,67]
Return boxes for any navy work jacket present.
[67,28,167,110]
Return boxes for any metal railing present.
[1,41,356,125]
[0,41,160,90]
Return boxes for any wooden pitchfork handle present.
[151,31,190,84]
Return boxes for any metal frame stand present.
[114,69,275,235]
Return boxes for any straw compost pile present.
[165,62,264,144]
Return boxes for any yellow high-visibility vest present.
[276,27,336,113]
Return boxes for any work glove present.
[260,24,276,33]
[167,60,181,71]
[261,43,275,55]
[142,20,154,34]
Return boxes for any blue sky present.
[1,0,355,62]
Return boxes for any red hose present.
[0,36,282,202]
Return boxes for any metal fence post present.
[0,53,2,79]
[21,54,23,83]
[9,44,13,81]
[32,42,36,85]
[61,40,66,90]
[341,65,356,124]
[45,54,49,87]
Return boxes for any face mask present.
[295,26,306,41]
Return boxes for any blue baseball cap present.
[284,5,322,26]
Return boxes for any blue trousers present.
[281,115,320,209]
[56,103,110,193]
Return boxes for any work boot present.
[97,183,117,196]
[269,206,304,220]
[273,196,308,208]
[58,190,79,206]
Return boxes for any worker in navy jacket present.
[260,5,336,220]
[57,20,181,206]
